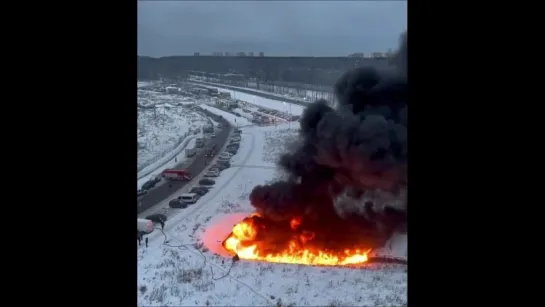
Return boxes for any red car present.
[162,169,192,181]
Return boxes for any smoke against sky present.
[249,35,407,244]
[138,1,407,57]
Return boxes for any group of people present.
[137,231,148,247]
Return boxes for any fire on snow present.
[222,213,372,266]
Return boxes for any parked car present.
[226,145,239,152]
[219,152,232,159]
[225,148,238,155]
[169,198,187,209]
[190,186,209,196]
[217,158,231,166]
[145,214,167,224]
[213,162,230,170]
[137,189,147,197]
[198,179,215,187]
[204,169,220,177]
[180,193,200,204]
[217,156,230,163]
[142,176,161,190]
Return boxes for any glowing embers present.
[222,214,372,266]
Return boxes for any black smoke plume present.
[391,31,407,77]
[249,32,408,242]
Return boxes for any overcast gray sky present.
[138,1,407,57]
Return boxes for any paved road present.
[137,112,231,214]
[187,80,311,107]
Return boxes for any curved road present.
[137,111,231,213]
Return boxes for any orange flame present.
[223,216,372,266]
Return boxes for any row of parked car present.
[168,128,242,209]
[137,175,162,197]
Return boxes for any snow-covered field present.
[137,123,407,307]
[138,88,210,172]
[190,83,306,116]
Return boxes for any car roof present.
[146,213,166,219]
[181,193,197,197]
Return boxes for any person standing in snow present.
[145,237,148,248]
[160,221,165,230]
[137,231,142,245]
[175,157,177,163]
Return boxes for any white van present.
[137,218,154,234]
[180,193,199,204]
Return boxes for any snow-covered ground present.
[137,123,407,307]
[138,88,210,173]
[190,83,306,116]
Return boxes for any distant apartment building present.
[259,52,265,57]
[225,52,231,56]
[211,52,224,56]
[194,52,200,56]
[371,52,384,58]
[248,52,254,56]
[236,52,246,56]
